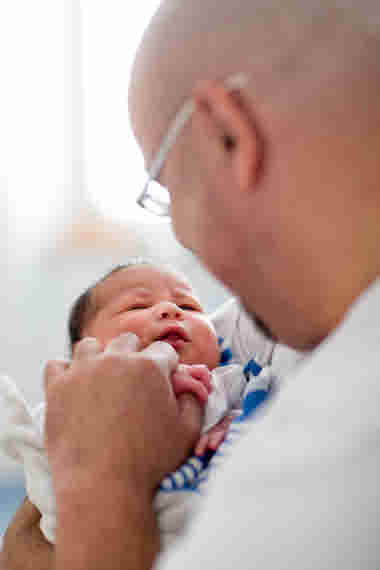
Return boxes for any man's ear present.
[193,80,262,193]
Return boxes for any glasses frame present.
[136,72,249,217]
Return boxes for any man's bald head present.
[129,0,380,153]
[129,0,380,349]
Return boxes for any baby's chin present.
[178,349,221,371]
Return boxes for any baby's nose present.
[156,302,183,320]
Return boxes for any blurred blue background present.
[0,475,25,537]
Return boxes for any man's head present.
[129,0,380,350]
[68,261,220,370]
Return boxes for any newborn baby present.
[67,261,246,446]
[0,260,276,549]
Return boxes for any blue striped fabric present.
[159,451,214,492]
[159,343,272,494]
[236,388,270,422]
[244,358,263,377]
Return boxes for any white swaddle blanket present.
[0,363,248,546]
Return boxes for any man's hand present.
[2,498,53,570]
[44,332,203,570]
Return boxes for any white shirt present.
[158,278,380,570]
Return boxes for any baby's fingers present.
[194,433,210,456]
[172,370,209,404]
[187,364,213,394]
[196,413,235,454]
[207,430,226,451]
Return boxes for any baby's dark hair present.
[68,258,153,356]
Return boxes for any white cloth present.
[158,278,380,570]
[155,363,252,549]
[212,297,303,379]
[0,379,55,541]
[202,364,245,432]
[0,363,246,546]
[211,298,275,367]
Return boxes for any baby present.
[0,259,277,549]
[67,260,245,452]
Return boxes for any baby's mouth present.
[160,332,185,342]
[156,328,189,350]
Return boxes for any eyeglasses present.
[136,72,249,218]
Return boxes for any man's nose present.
[155,302,183,320]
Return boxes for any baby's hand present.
[194,413,236,456]
[171,365,234,456]
[171,364,213,405]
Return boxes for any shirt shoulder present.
[158,278,380,570]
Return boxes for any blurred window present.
[0,0,65,253]
[82,0,160,222]
[0,0,161,260]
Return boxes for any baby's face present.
[83,265,221,370]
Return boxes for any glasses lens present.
[138,180,171,217]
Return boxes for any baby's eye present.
[180,304,199,311]
[129,305,149,311]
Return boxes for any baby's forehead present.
[93,265,196,307]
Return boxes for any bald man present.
[3,1,380,569]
